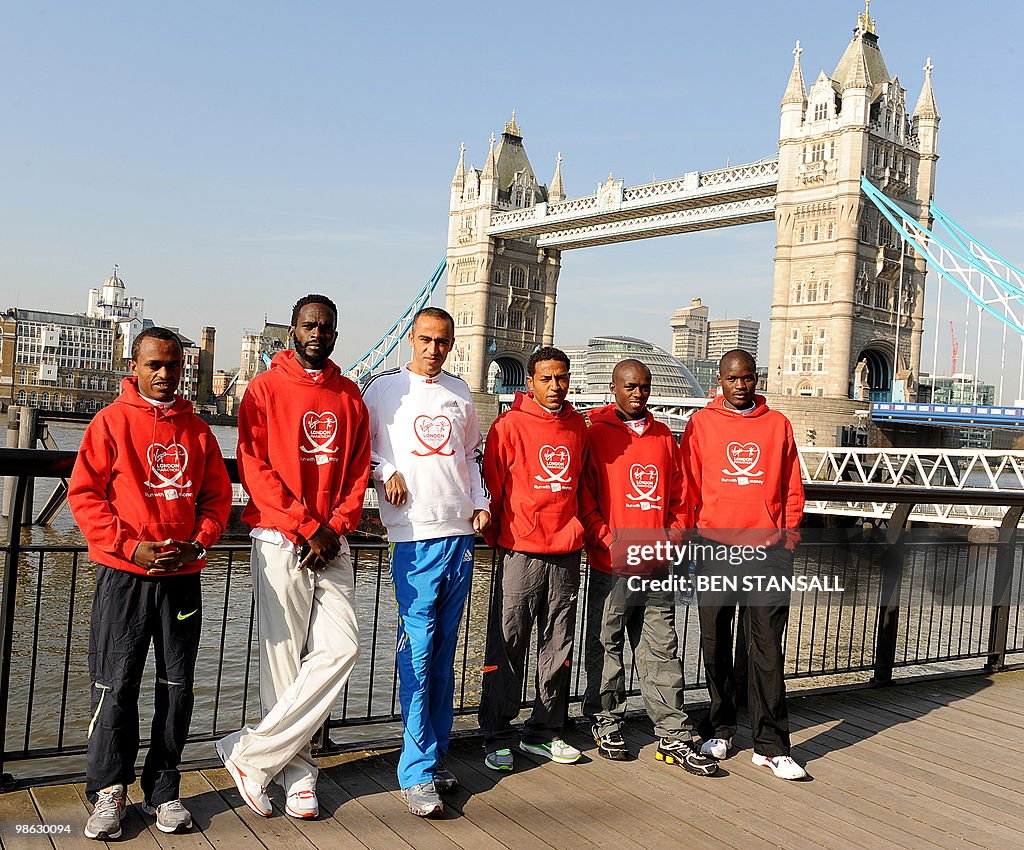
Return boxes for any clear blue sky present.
[3,1,1022,392]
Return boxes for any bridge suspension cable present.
[860,176,1024,402]
[344,257,447,385]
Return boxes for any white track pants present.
[218,540,360,792]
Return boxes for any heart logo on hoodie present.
[535,444,572,484]
[724,441,763,477]
[145,442,192,489]
[301,411,339,454]
[627,463,661,502]
[412,415,455,456]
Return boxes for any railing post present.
[985,505,1024,673]
[311,716,337,755]
[872,503,913,685]
[0,474,29,788]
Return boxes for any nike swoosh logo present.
[177,610,199,621]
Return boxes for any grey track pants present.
[583,569,695,742]
[478,549,581,748]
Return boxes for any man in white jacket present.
[362,307,490,817]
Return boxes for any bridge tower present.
[445,114,562,392]
[769,6,939,403]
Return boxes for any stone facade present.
[445,115,561,392]
[768,9,939,405]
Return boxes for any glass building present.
[566,336,704,396]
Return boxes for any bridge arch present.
[855,344,893,402]
[487,354,527,393]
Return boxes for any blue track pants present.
[390,534,475,788]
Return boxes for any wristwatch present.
[190,541,207,560]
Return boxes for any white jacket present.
[362,366,489,542]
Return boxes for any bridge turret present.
[549,152,565,203]
[912,58,940,158]
[780,40,807,139]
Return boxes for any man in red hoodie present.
[69,327,232,840]
[681,349,807,780]
[217,294,370,819]
[580,359,718,776]
[478,346,588,771]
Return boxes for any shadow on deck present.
[1,669,1022,850]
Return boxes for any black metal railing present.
[1,449,1022,786]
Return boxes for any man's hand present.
[472,510,491,534]
[299,525,341,571]
[384,471,408,506]
[137,539,200,574]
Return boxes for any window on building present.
[798,225,806,243]
[812,223,820,241]
[827,221,834,240]
[823,280,831,300]
[493,307,507,329]
[874,281,890,310]
[40,392,50,410]
[510,266,527,288]
[814,102,827,121]
[508,310,523,330]
[525,312,536,333]
[810,142,825,162]
[16,391,26,405]
[794,282,802,303]
[28,392,37,406]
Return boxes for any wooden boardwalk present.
[1,669,1022,850]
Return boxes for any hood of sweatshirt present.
[510,390,579,421]
[267,348,343,384]
[115,376,194,417]
[701,394,770,419]
[587,403,655,431]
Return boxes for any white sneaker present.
[216,740,272,816]
[700,737,732,760]
[752,753,807,780]
[285,789,319,819]
[519,738,582,764]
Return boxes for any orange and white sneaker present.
[285,789,319,819]
[216,741,272,816]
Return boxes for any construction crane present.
[950,321,959,374]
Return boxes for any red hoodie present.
[482,392,588,554]
[69,377,232,576]
[238,349,370,543]
[579,405,685,575]
[681,394,804,548]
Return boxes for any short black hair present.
[131,327,183,362]
[291,294,338,327]
[718,348,757,375]
[411,306,455,337]
[528,346,570,376]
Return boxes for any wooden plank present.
[376,747,554,850]
[536,730,756,850]
[788,721,1022,847]
[0,789,54,850]
[30,785,106,850]
[933,677,1024,713]
[801,691,1024,782]
[437,744,635,850]
[793,702,1024,802]
[124,779,208,850]
[204,766,317,850]
[838,689,1021,747]
[356,753,507,850]
[781,715,978,850]
[901,682,1024,728]
[324,754,462,850]
[619,727,854,850]
[443,747,594,850]
[314,766,414,850]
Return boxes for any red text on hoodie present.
[238,349,371,543]
[482,392,588,554]
[579,405,685,575]
[681,394,804,548]
[69,377,232,576]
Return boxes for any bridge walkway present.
[0,669,1021,849]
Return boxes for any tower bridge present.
[346,5,1023,446]
[439,4,938,444]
